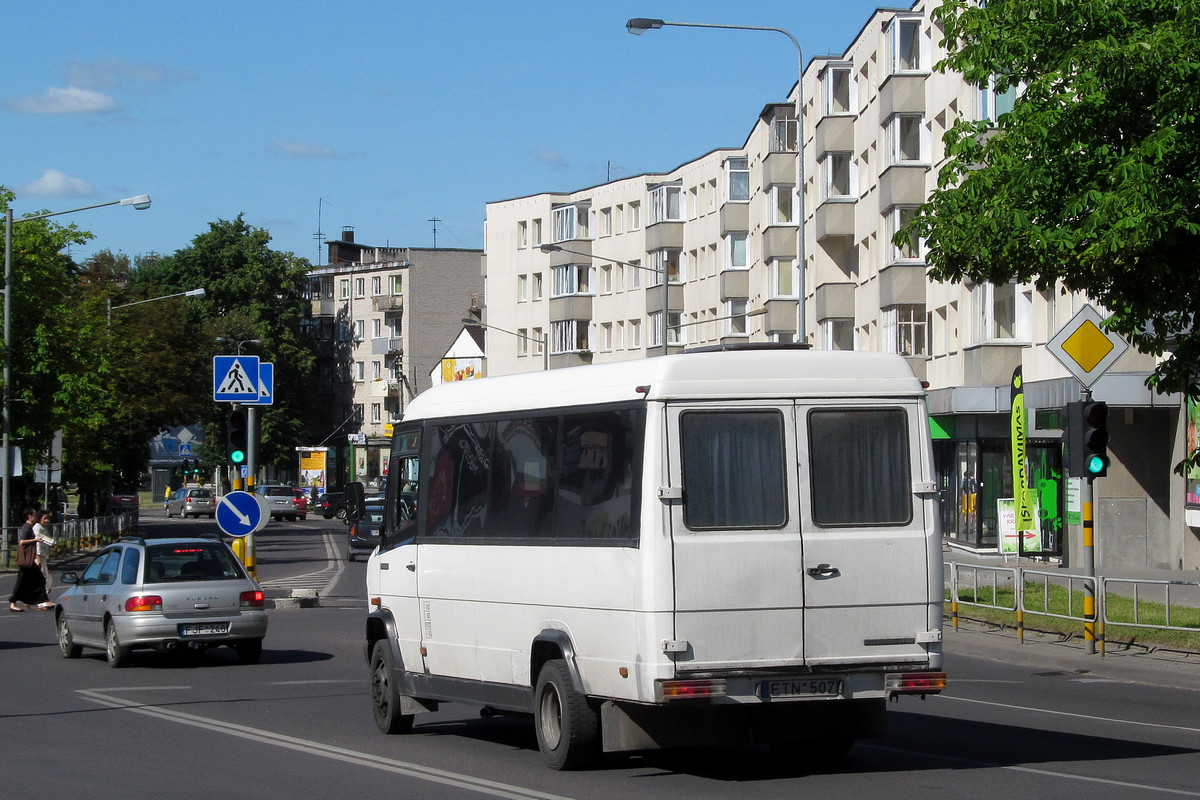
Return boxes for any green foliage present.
[142,215,317,470]
[907,1,1200,420]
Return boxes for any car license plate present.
[180,622,230,636]
[760,676,845,699]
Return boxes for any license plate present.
[760,676,845,699]
[180,622,230,636]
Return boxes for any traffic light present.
[226,406,248,465]
[1064,400,1109,478]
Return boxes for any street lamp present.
[3,194,151,563]
[670,306,767,342]
[462,317,548,371]
[216,337,262,355]
[107,287,206,326]
[540,243,671,357]
[627,17,807,345]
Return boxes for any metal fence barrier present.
[1102,576,1200,635]
[1,513,138,568]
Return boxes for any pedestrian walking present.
[33,510,56,605]
[8,509,50,611]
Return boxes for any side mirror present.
[345,482,366,522]
[60,572,79,585]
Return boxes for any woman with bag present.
[8,509,50,611]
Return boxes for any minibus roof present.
[404,349,923,421]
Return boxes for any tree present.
[907,1,1200,403]
[140,215,317,472]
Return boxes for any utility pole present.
[429,217,441,249]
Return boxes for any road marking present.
[258,532,345,596]
[78,688,574,800]
[938,694,1200,736]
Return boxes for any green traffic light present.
[1086,454,1107,475]
[231,450,246,465]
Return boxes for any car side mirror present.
[345,482,366,522]
[60,572,79,585]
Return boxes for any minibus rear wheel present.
[534,659,600,770]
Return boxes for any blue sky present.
[4,0,895,265]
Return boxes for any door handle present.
[807,563,839,578]
[406,563,416,572]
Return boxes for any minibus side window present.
[427,422,492,537]
[680,410,788,530]
[557,409,644,541]
[492,416,558,539]
[809,408,912,526]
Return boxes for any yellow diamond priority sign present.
[1046,305,1128,388]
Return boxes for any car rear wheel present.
[534,659,600,770]
[371,640,415,734]
[165,507,172,518]
[336,507,347,520]
[57,613,82,658]
[105,621,130,668]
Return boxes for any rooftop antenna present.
[314,197,330,264]
[429,216,441,249]
[606,161,625,182]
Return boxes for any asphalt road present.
[2,515,1198,799]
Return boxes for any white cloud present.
[537,148,569,171]
[270,140,336,158]
[6,86,118,114]
[22,169,93,198]
[67,59,196,90]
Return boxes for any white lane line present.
[258,532,345,594]
[938,694,1200,736]
[78,688,573,800]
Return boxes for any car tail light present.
[655,678,727,701]
[240,590,265,608]
[125,595,163,612]
[885,671,946,695]
[349,523,359,537]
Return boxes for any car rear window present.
[144,543,245,582]
[265,487,292,497]
[188,489,213,498]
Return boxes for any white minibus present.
[364,345,945,769]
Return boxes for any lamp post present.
[540,243,671,357]
[3,194,151,563]
[107,287,206,326]
[462,317,548,372]
[627,17,806,345]
[670,306,767,344]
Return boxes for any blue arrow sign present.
[216,490,265,537]
[213,356,260,402]
[244,362,274,406]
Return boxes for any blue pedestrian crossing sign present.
[244,362,274,406]
[216,490,269,537]
[213,356,260,402]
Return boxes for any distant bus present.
[364,346,945,769]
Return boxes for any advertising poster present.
[298,448,328,496]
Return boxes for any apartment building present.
[306,228,483,484]
[482,1,1194,570]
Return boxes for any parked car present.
[107,492,140,514]
[293,490,309,521]
[55,536,268,667]
[316,491,345,520]
[347,503,384,561]
[254,484,298,522]
[165,487,216,519]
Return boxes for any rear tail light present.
[240,590,265,608]
[885,671,946,695]
[655,678,727,701]
[125,595,162,612]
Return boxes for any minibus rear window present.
[808,408,912,526]
[680,410,788,530]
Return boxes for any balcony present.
[720,202,749,235]
[762,298,798,335]
[814,114,854,154]
[880,73,926,118]
[762,151,797,186]
[878,263,926,306]
[762,224,797,260]
[549,293,593,322]
[815,282,855,321]
[646,220,683,251]
[310,297,337,318]
[879,164,928,208]
[815,199,855,240]
[372,294,403,313]
[371,336,403,356]
[720,270,750,302]
[646,282,684,315]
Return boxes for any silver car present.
[55,536,268,667]
[165,487,216,518]
[255,484,298,522]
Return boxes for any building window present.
[517,328,529,357]
[552,206,577,242]
[769,185,796,224]
[888,15,926,74]
[518,274,528,302]
[667,311,684,346]
[886,114,927,165]
[601,322,613,351]
[372,318,382,338]
[552,320,590,353]
[770,258,798,298]
[821,318,854,351]
[726,233,749,270]
[370,277,381,296]
[371,403,381,423]
[354,361,364,382]
[531,327,544,357]
[616,320,625,350]
[532,273,543,301]
[769,106,798,152]
[532,218,543,246]
[824,64,855,115]
[355,278,365,298]
[372,361,381,380]
[614,204,624,234]
[971,283,1032,343]
[601,264,613,295]
[648,311,664,348]
[726,157,750,202]
[339,279,350,300]
[552,263,591,297]
[650,184,683,223]
[821,152,855,199]
[601,207,613,237]
[887,206,924,263]
[628,260,642,290]
[649,249,681,287]
[518,220,528,249]
[883,304,928,356]
[979,74,1019,123]
[629,319,641,349]
[725,299,749,335]
[629,201,641,231]
[391,275,402,295]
